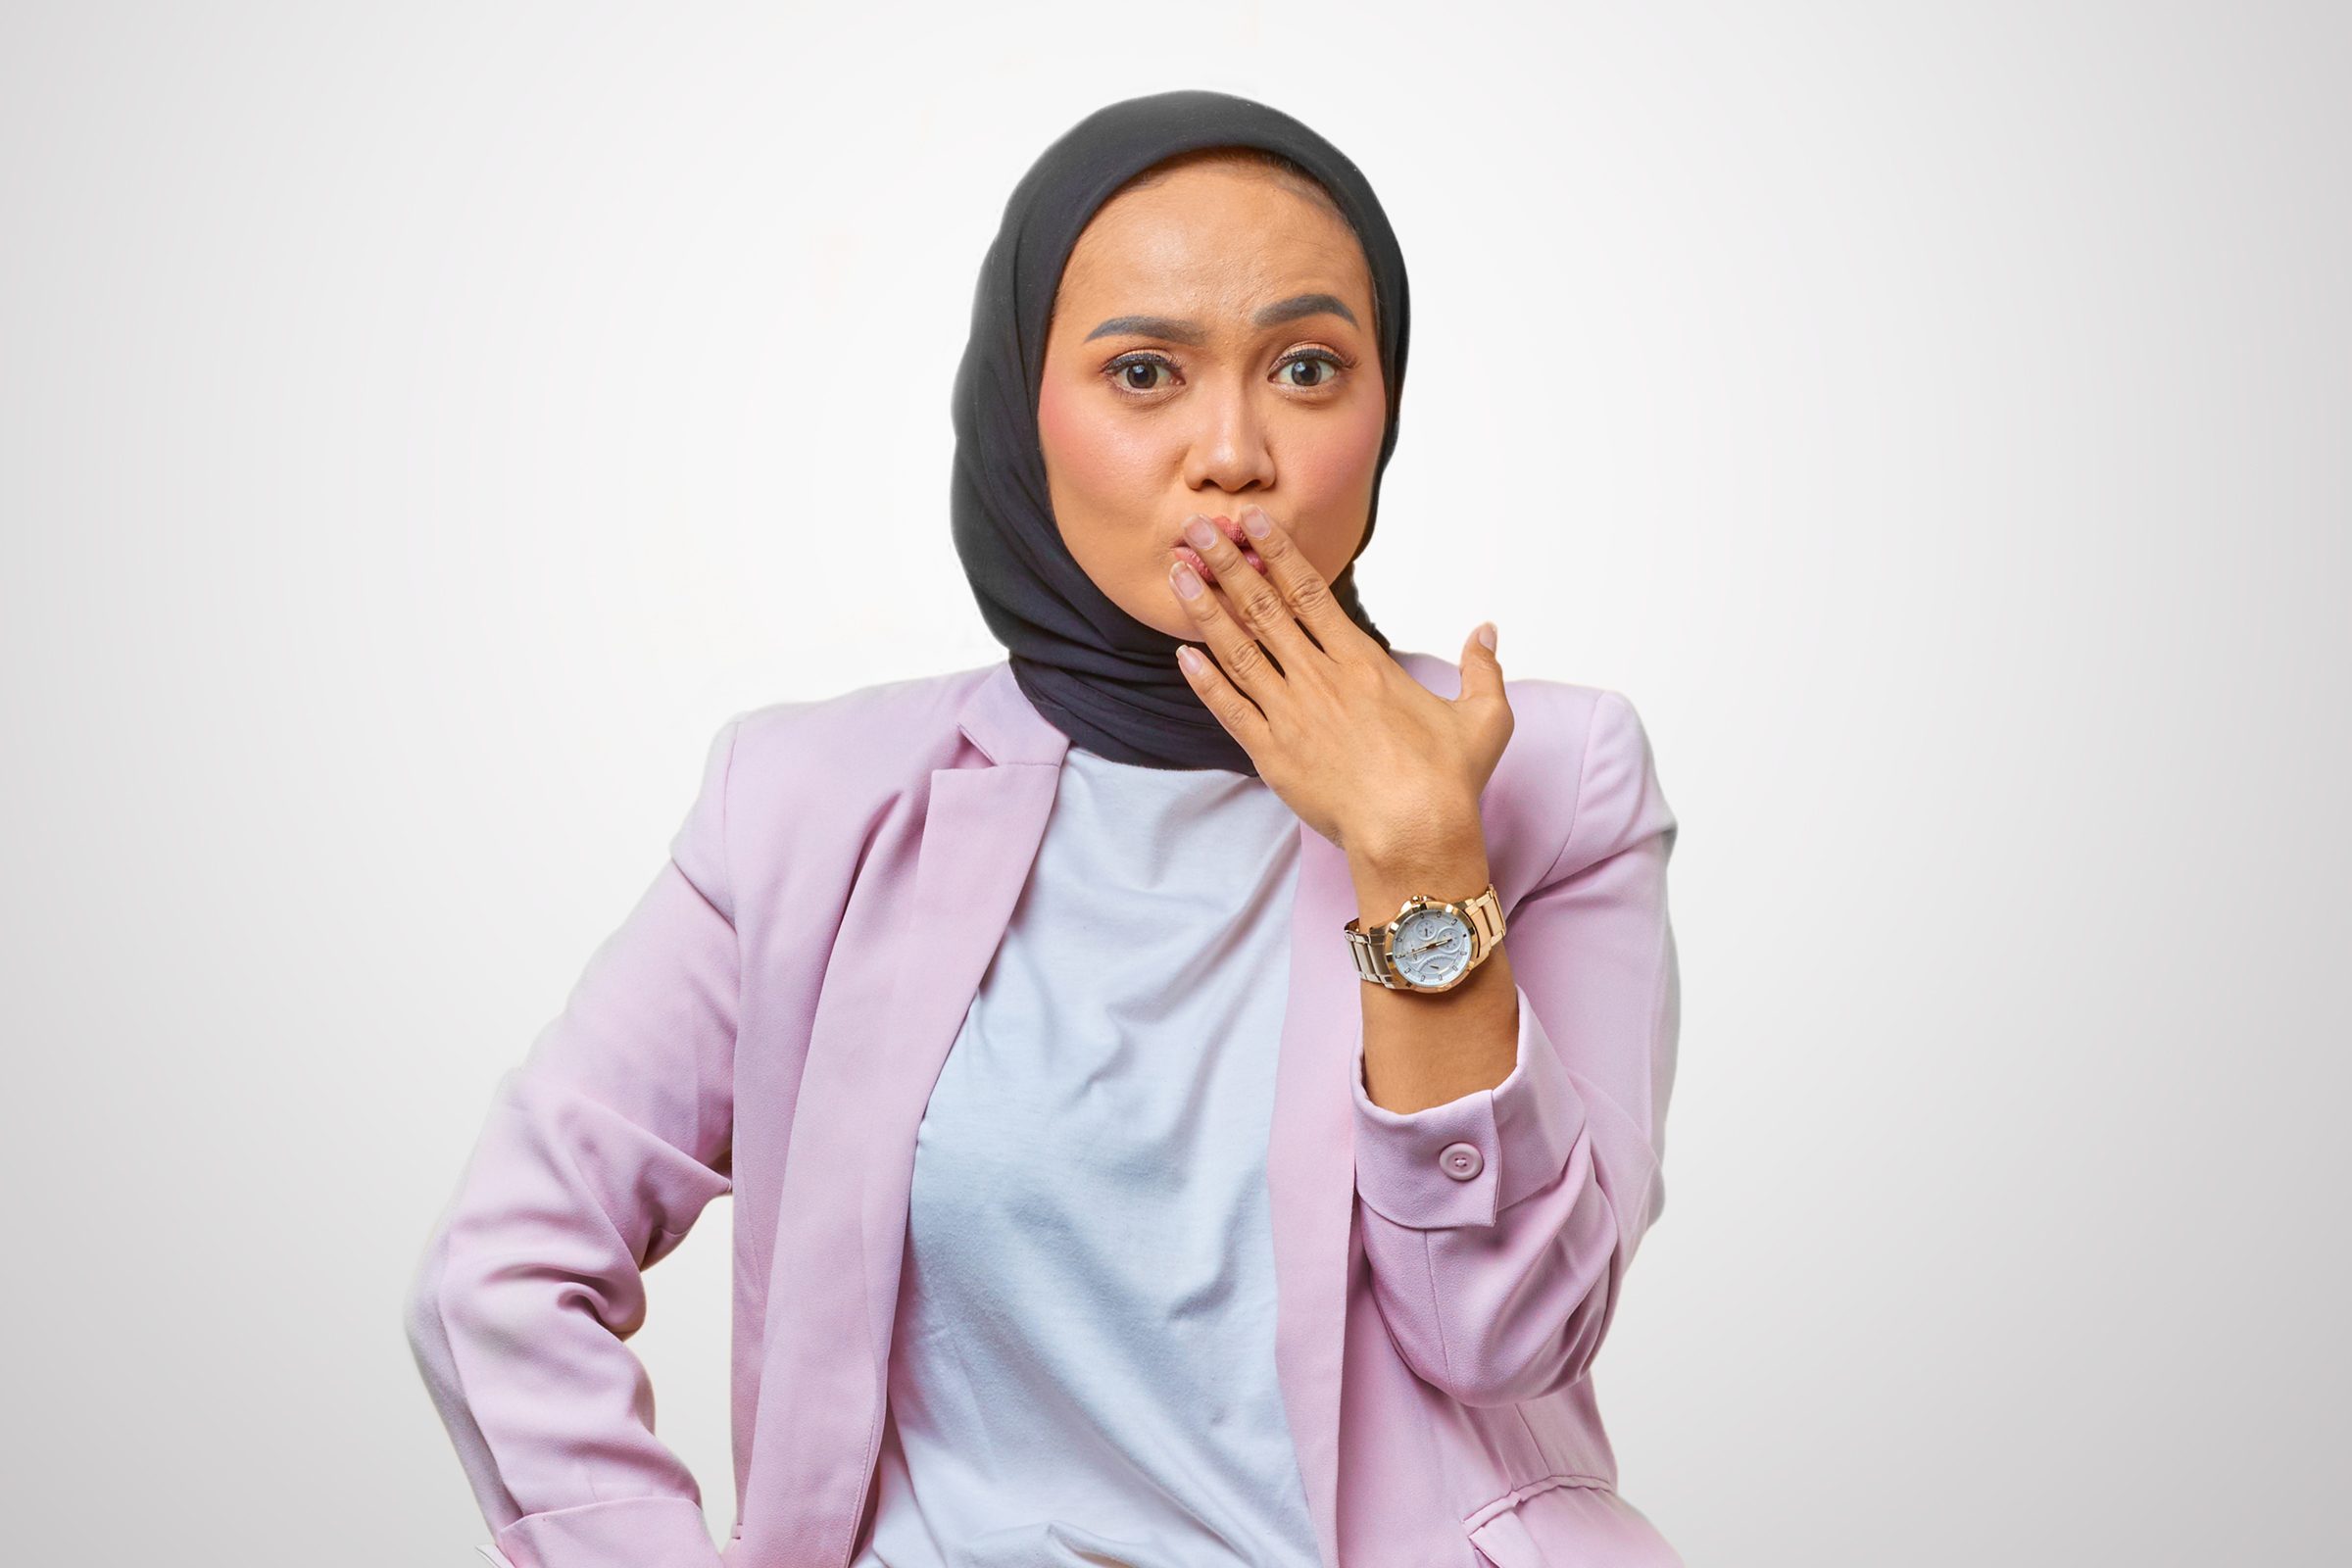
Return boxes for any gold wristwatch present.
[1345,882,1506,993]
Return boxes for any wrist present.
[1348,822,1493,930]
[1344,797,1485,873]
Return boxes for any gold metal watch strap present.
[1343,917,1393,986]
[1461,882,1507,952]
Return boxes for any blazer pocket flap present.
[1468,1505,1547,1568]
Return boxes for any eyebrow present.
[1083,292,1359,344]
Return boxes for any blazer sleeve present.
[404,717,744,1568]
[1349,688,1680,1407]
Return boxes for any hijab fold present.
[950,89,1412,774]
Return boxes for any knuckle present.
[1235,582,1286,627]
[1225,637,1270,681]
[1288,576,1335,619]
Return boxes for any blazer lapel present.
[856,756,1066,1363]
[1269,821,1361,1568]
[738,664,1069,1566]
[1272,651,1455,1567]
[857,664,1075,1371]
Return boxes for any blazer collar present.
[954,660,1072,767]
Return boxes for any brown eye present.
[1275,348,1349,390]
[1104,353,1177,395]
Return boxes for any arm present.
[404,718,744,1568]
[1348,689,1680,1407]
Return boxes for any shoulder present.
[1390,649,1668,885]
[670,662,1001,896]
[725,660,1000,790]
[1520,679,1672,882]
[1391,647,1654,785]
[1528,680,1655,782]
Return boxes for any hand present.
[1165,503,1513,862]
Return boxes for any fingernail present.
[1171,561,1204,598]
[1184,515,1217,548]
[1242,508,1271,538]
[1477,622,1497,651]
[1177,644,1205,674]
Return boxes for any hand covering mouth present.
[1171,515,1266,578]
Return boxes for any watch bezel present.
[1389,904,1476,989]
[1348,886,1506,994]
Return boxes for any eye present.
[1102,351,1179,396]
[1274,346,1353,391]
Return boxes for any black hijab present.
[949,89,1411,774]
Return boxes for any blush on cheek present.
[1038,377,1161,515]
[1292,401,1386,490]
[1035,374,1078,468]
[1288,404,1390,561]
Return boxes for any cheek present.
[1037,377,1156,509]
[1291,399,1386,500]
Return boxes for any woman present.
[407,90,1683,1568]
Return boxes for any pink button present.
[1439,1141,1484,1180]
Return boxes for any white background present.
[3,2,2344,1563]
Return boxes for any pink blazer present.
[407,649,1684,1568]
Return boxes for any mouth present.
[1170,514,1266,581]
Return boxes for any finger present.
[1166,533,1289,707]
[1235,503,1367,659]
[1457,621,1506,708]
[1457,621,1514,750]
[1174,641,1272,756]
[1176,512,1320,674]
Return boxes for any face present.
[1036,157,1388,640]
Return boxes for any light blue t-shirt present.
[849,742,1324,1568]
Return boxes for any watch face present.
[1392,906,1474,988]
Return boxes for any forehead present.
[1054,163,1370,319]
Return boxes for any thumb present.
[1457,620,1505,706]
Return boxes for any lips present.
[1171,514,1266,580]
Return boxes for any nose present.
[1179,372,1276,496]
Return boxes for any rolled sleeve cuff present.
[490,1496,726,1568]
[1350,981,1589,1230]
